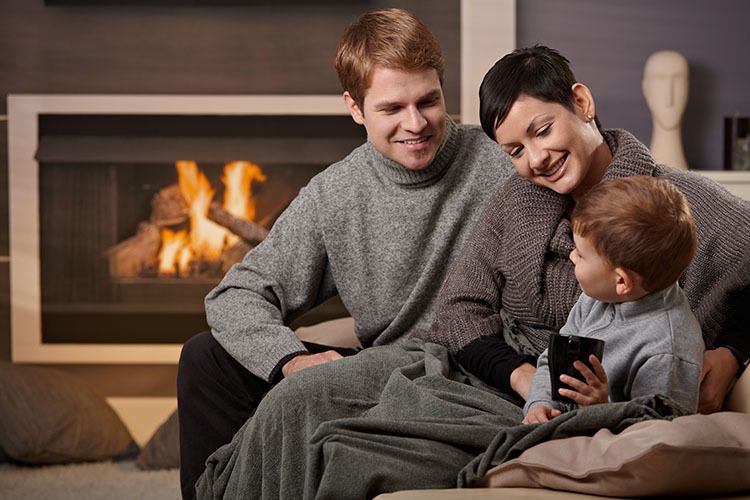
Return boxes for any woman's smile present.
[538,153,568,180]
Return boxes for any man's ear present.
[343,91,365,125]
[614,267,638,297]
[571,82,595,121]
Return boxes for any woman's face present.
[493,87,608,199]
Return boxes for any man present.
[177,8,513,499]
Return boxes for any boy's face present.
[569,232,620,303]
[344,66,446,171]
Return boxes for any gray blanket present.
[196,340,682,500]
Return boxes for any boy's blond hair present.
[335,8,444,109]
[571,176,697,293]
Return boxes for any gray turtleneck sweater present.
[205,117,513,382]
[525,284,704,415]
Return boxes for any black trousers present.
[176,331,358,500]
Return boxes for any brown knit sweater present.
[422,129,750,355]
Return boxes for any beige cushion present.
[725,365,750,413]
[135,409,179,470]
[0,362,136,464]
[295,316,360,349]
[479,411,750,497]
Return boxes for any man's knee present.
[178,331,221,390]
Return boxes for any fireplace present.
[8,95,363,363]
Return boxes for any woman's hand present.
[558,354,609,406]
[698,347,739,414]
[510,362,537,401]
[523,405,561,424]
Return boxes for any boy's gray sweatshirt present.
[525,283,705,414]
[205,117,513,382]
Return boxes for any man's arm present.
[205,185,337,383]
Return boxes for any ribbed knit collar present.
[366,116,460,188]
[612,283,680,322]
[601,128,658,180]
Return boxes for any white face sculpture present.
[642,51,689,131]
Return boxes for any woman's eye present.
[509,147,523,158]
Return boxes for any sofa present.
[300,317,750,500]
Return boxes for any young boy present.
[523,176,705,424]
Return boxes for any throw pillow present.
[136,409,180,470]
[0,362,137,464]
[479,412,750,497]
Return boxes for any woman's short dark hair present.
[479,45,598,140]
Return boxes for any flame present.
[157,160,266,276]
[176,160,226,260]
[158,228,189,276]
[222,161,266,246]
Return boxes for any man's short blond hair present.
[571,176,697,293]
[335,8,444,109]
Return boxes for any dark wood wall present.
[0,0,461,396]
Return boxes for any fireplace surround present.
[8,94,362,363]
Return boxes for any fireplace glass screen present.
[36,113,364,344]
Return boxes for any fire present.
[158,228,189,276]
[222,161,267,246]
[157,160,265,276]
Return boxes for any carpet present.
[0,460,179,500]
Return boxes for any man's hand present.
[558,354,608,406]
[282,351,343,377]
[510,362,537,401]
[523,405,561,424]
[698,347,739,414]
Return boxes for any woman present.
[427,45,749,414]
[197,46,750,499]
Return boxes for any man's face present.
[345,66,446,171]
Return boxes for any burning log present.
[106,222,161,278]
[208,202,269,244]
[150,184,188,226]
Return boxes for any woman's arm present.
[699,284,750,413]
[419,193,508,353]
[456,336,536,396]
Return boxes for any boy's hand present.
[523,405,561,424]
[558,354,609,406]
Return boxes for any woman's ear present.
[343,92,365,125]
[571,82,595,121]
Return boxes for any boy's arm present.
[630,354,702,413]
[523,294,592,416]
[629,303,704,413]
